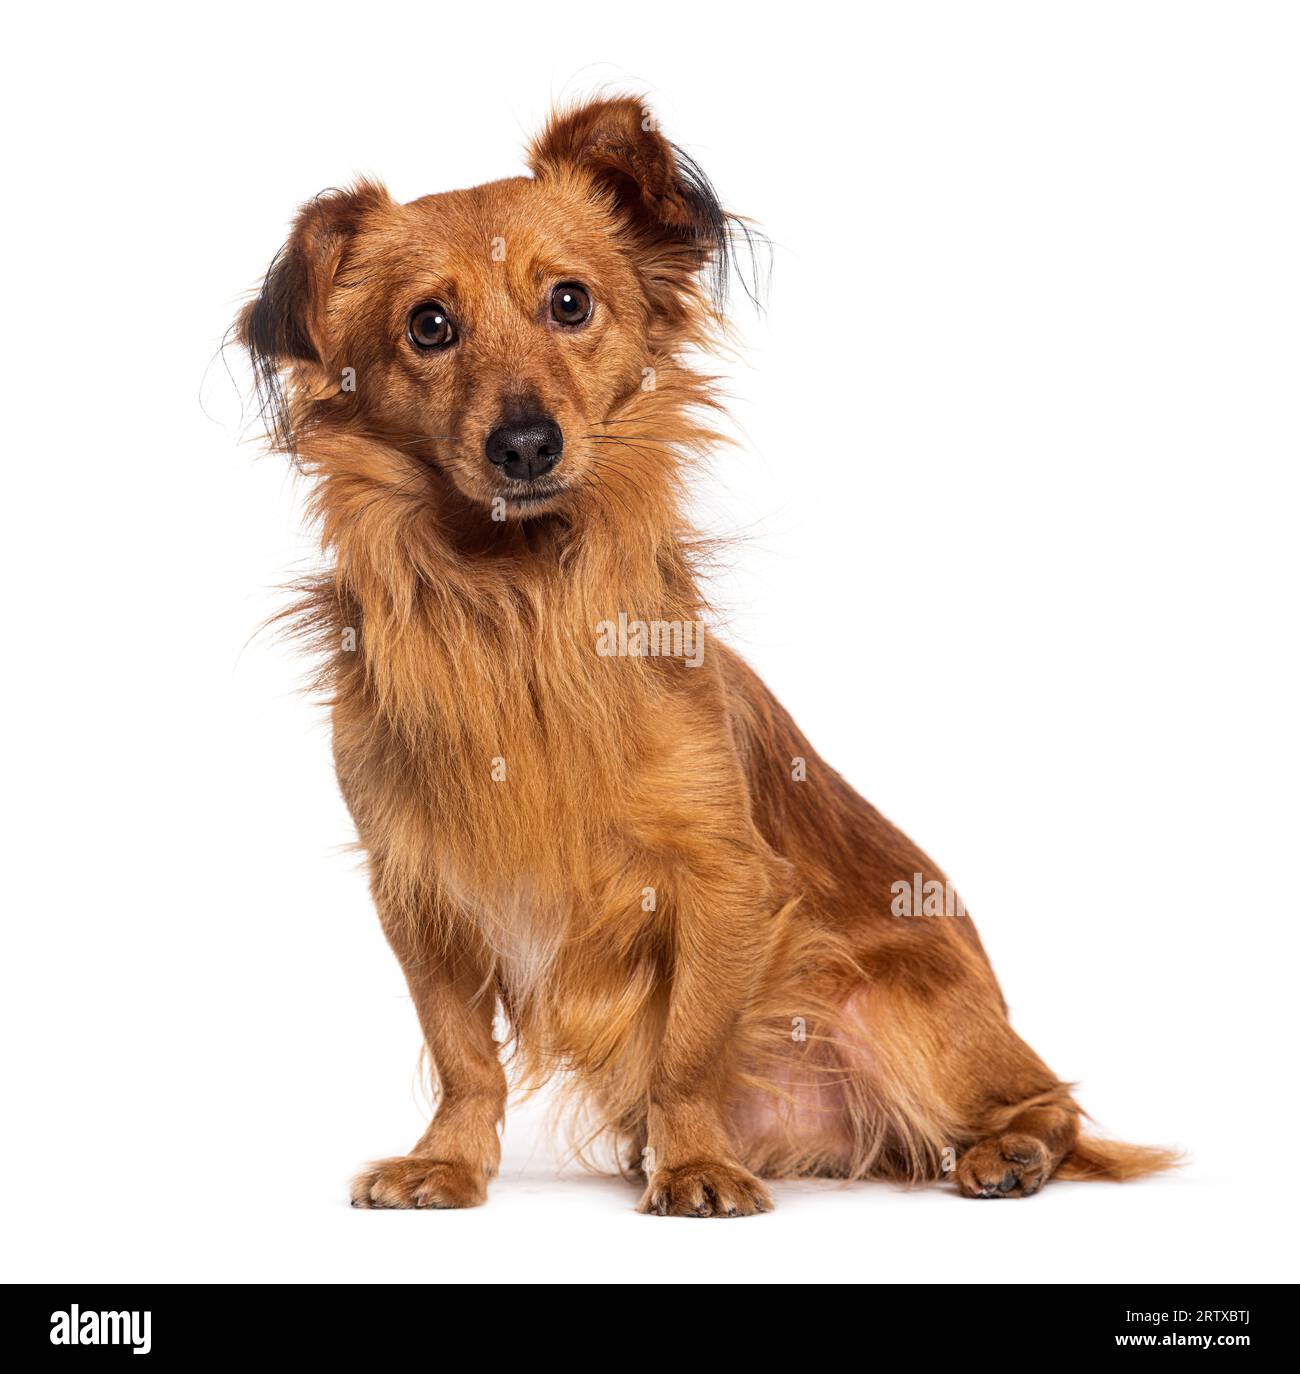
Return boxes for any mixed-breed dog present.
[238,96,1176,1216]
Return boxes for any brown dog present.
[239,96,1176,1215]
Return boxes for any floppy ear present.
[527,97,745,306]
[237,180,389,445]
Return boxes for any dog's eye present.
[408,303,457,350]
[550,283,592,327]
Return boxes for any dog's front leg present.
[351,908,505,1209]
[638,856,775,1218]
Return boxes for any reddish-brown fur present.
[238,96,1178,1215]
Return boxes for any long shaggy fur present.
[238,94,1178,1214]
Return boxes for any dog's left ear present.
[528,96,739,304]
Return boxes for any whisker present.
[585,433,674,444]
[586,451,642,478]
[583,469,637,523]
[588,437,662,464]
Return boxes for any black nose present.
[485,419,564,482]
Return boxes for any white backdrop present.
[2,1,1296,1283]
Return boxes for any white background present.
[2,1,1297,1284]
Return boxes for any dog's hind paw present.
[955,1133,1050,1199]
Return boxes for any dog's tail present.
[1056,1134,1183,1182]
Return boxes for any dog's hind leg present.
[827,929,1086,1197]
[835,922,1175,1195]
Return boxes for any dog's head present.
[239,97,750,530]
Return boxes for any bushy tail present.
[1057,1134,1184,1182]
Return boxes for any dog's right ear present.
[237,181,389,445]
[239,180,389,368]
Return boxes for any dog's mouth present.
[415,449,571,517]
[500,480,568,512]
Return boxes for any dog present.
[238,95,1176,1215]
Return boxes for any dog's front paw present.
[637,1159,773,1217]
[351,1156,488,1209]
[955,1133,1050,1199]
